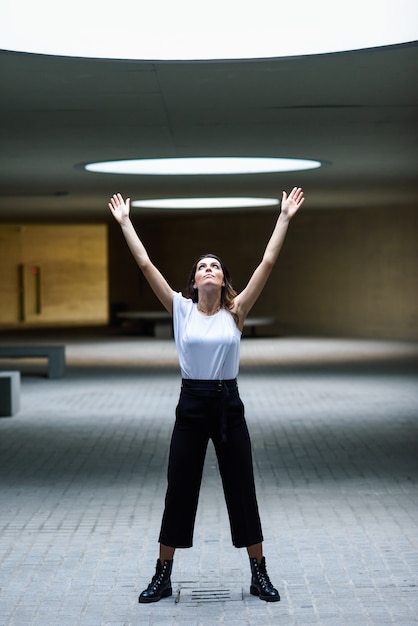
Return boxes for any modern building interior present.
[0,38,417,340]
[0,8,417,624]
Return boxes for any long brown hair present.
[187,253,237,311]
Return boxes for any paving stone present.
[0,334,417,625]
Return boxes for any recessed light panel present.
[0,0,416,60]
[132,197,280,209]
[85,157,322,175]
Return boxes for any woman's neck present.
[196,298,221,316]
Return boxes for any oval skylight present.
[0,0,416,60]
[85,157,322,176]
[132,197,280,209]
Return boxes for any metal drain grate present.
[177,585,243,604]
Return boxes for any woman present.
[108,188,304,603]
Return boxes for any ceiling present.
[0,42,417,221]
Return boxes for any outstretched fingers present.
[109,193,122,207]
[289,186,304,202]
[280,187,304,218]
[109,193,129,209]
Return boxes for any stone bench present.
[116,311,173,338]
[0,371,20,417]
[243,316,276,337]
[117,310,275,338]
[0,345,66,379]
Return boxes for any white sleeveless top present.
[173,292,241,380]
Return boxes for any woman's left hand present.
[280,187,305,219]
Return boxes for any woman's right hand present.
[108,193,130,223]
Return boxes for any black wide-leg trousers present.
[158,379,264,549]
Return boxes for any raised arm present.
[232,187,304,328]
[108,193,175,314]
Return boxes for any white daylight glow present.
[132,197,280,209]
[0,0,416,61]
[85,157,322,175]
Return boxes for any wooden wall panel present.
[0,225,22,324]
[0,224,108,327]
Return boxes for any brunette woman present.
[108,187,304,603]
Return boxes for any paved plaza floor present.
[0,331,417,625]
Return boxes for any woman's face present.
[193,257,225,292]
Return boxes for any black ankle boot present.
[138,559,173,603]
[249,556,280,602]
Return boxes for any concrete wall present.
[108,205,418,340]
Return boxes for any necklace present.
[197,303,221,316]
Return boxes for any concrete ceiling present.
[0,43,417,221]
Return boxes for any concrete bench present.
[243,316,276,337]
[0,371,20,417]
[117,311,275,338]
[116,311,173,338]
[0,345,66,378]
